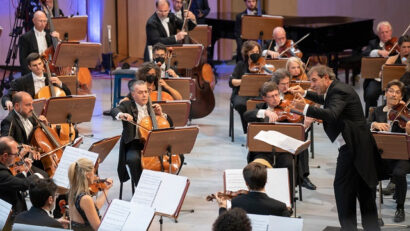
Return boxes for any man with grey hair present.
[111,80,172,186]
[290,65,380,230]
[262,27,303,59]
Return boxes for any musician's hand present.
[49,77,62,87]
[184,10,196,21]
[214,192,227,208]
[378,49,390,58]
[292,93,307,111]
[231,79,241,87]
[304,116,315,129]
[31,150,41,160]
[119,97,130,104]
[197,10,204,18]
[176,31,187,41]
[57,218,70,229]
[265,110,278,123]
[406,121,410,135]
[104,178,114,191]
[5,101,13,111]
[119,113,133,122]
[38,115,49,125]
[51,31,60,40]
[288,85,305,96]
[152,103,163,116]
[166,69,179,77]
[159,79,170,89]
[23,158,33,171]
[373,122,390,131]
[267,50,280,59]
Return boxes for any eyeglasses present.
[387,89,401,96]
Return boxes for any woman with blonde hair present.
[68,158,113,231]
[285,57,308,81]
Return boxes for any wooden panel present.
[164,78,195,101]
[246,99,264,111]
[266,58,288,70]
[381,65,406,89]
[238,74,271,96]
[155,101,191,127]
[117,0,128,56]
[58,75,77,95]
[360,57,387,79]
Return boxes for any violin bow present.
[279,33,310,58]
[390,99,410,125]
[264,40,274,59]
[387,24,410,56]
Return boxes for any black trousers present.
[334,145,380,231]
[125,140,144,186]
[232,94,251,133]
[391,160,410,208]
[363,79,382,118]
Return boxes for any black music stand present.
[238,74,271,97]
[247,122,310,218]
[51,16,88,41]
[372,131,410,228]
[43,96,96,143]
[53,42,102,94]
[241,15,284,41]
[143,126,199,227]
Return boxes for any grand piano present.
[204,13,376,65]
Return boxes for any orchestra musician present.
[2,53,71,111]
[229,40,262,134]
[68,157,113,231]
[290,65,380,230]
[152,43,179,78]
[385,35,410,65]
[400,53,410,102]
[286,57,308,81]
[19,10,60,75]
[14,178,69,228]
[189,0,210,24]
[0,136,41,225]
[144,0,196,61]
[234,0,261,62]
[41,0,64,17]
[262,27,303,59]
[215,162,291,217]
[110,80,172,185]
[212,208,251,231]
[368,80,410,223]
[362,21,394,118]
[171,0,195,21]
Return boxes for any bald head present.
[33,11,48,32]
[13,92,34,118]
[272,27,286,47]
[156,0,170,20]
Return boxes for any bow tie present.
[36,30,46,37]
[161,17,170,23]
[34,76,46,82]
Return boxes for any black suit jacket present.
[400,72,410,102]
[219,191,290,217]
[229,61,249,99]
[190,0,210,19]
[19,30,53,75]
[14,206,63,228]
[362,38,382,57]
[1,72,71,108]
[0,163,31,216]
[244,102,268,123]
[305,80,381,187]
[144,12,196,61]
[1,110,38,145]
[110,99,173,182]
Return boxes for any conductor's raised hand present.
[292,93,307,111]
[288,85,305,96]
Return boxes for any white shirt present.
[246,9,257,15]
[256,106,274,119]
[160,17,171,37]
[34,27,48,55]
[15,110,33,139]
[174,10,183,20]
[32,72,46,94]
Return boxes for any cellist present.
[2,53,71,111]
[110,80,173,186]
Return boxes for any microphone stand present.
[103,26,113,116]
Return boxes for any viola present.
[248,56,275,74]
[206,190,249,202]
[388,101,410,129]
[384,37,399,54]
[274,99,304,123]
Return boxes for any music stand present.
[33,98,47,115]
[372,131,410,228]
[58,75,77,94]
[381,64,406,89]
[88,135,121,164]
[43,96,96,143]
[241,15,284,41]
[360,57,388,79]
[266,58,288,70]
[238,74,271,97]
[153,100,191,127]
[189,25,212,48]
[51,16,88,41]
[142,126,199,228]
[53,42,102,94]
[247,122,310,218]
[163,77,196,101]
[166,45,203,69]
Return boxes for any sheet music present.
[52,146,98,189]
[99,199,131,231]
[254,130,309,154]
[122,204,155,231]
[0,199,11,229]
[12,223,67,231]
[131,171,162,207]
[248,214,269,231]
[268,215,303,231]
[224,168,290,207]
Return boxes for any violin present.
[59,199,69,221]
[274,99,304,123]
[388,101,410,129]
[278,40,303,58]
[8,145,41,176]
[248,56,275,74]
[206,190,249,202]
[89,178,110,194]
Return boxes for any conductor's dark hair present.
[243,162,267,190]
[308,65,336,80]
[212,208,252,231]
[29,178,57,208]
[26,53,41,66]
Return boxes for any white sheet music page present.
[224,169,247,192]
[122,203,155,231]
[12,223,67,231]
[53,146,99,189]
[0,199,11,229]
[248,214,269,231]
[268,215,303,231]
[131,170,162,207]
[98,199,131,231]
[254,130,309,154]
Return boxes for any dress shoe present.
[301,177,317,190]
[394,208,405,222]
[382,181,395,196]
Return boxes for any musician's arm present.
[110,102,128,120]
[18,35,30,75]
[146,22,176,45]
[80,195,101,231]
[0,117,11,137]
[305,91,325,105]
[60,82,71,95]
[305,90,347,123]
